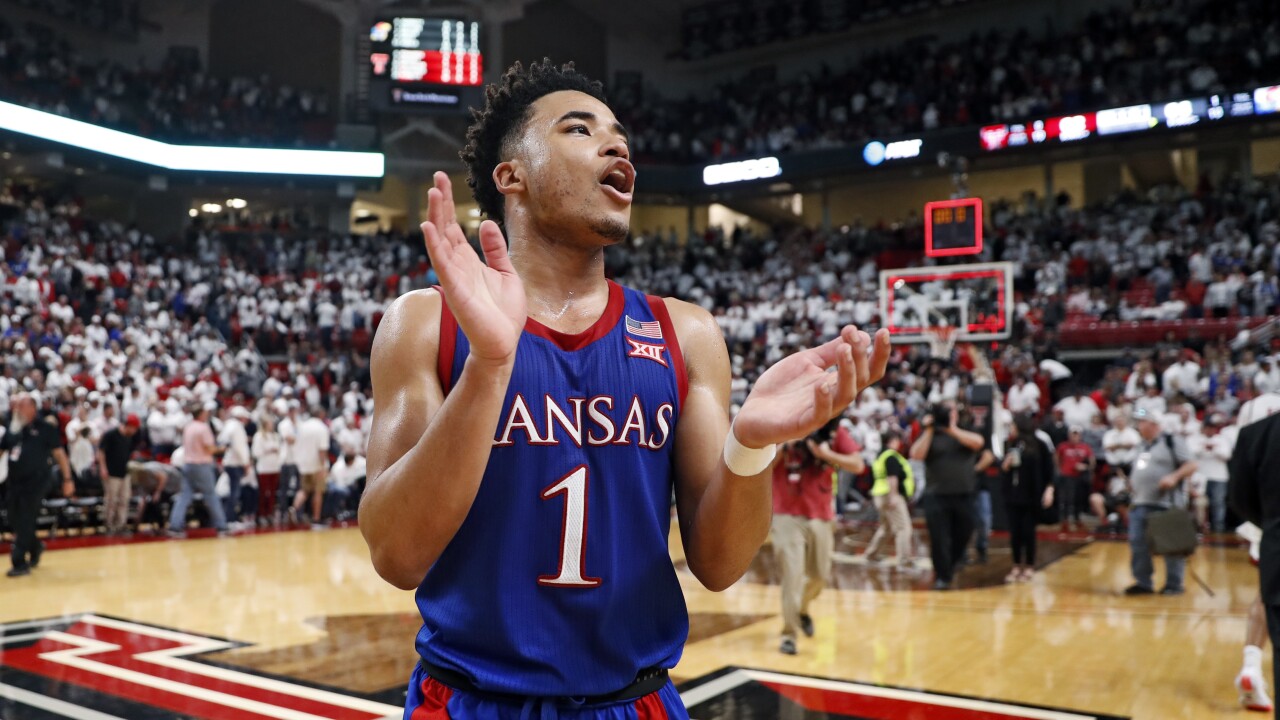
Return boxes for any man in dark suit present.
[1229,408,1280,716]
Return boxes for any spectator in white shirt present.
[1007,375,1041,415]
[1162,403,1202,441]
[1187,412,1228,530]
[1133,384,1167,417]
[277,400,301,505]
[326,446,366,521]
[1205,273,1234,317]
[251,416,284,524]
[1102,414,1141,471]
[1055,388,1101,430]
[1162,352,1202,399]
[219,406,252,522]
[290,406,331,527]
[65,405,96,446]
[1255,356,1280,394]
[67,425,99,495]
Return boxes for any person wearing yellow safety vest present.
[861,430,915,568]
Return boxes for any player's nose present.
[601,135,629,160]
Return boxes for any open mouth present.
[599,159,635,198]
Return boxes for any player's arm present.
[360,172,526,590]
[360,293,512,589]
[669,299,889,592]
[668,302,768,592]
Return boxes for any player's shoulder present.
[371,288,443,368]
[654,296,720,342]
[375,289,442,341]
[384,287,442,320]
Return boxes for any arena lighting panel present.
[702,156,782,185]
[0,100,385,178]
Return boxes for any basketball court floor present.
[0,520,1258,719]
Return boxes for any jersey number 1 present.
[538,465,602,587]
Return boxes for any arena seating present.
[0,16,334,147]
[618,0,1280,163]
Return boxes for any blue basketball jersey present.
[415,280,690,696]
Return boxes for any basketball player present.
[360,60,891,718]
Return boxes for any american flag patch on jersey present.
[625,315,663,340]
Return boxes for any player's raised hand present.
[421,172,526,365]
[733,326,892,449]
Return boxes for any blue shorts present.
[402,662,689,720]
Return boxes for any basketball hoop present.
[925,325,957,359]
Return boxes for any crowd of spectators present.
[617,0,1280,163]
[1,168,1279,538]
[2,0,139,37]
[675,0,975,61]
[0,180,424,533]
[0,17,334,147]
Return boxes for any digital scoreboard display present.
[925,198,983,258]
[369,17,482,86]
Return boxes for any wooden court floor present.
[0,522,1263,719]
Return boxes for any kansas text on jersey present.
[417,281,690,696]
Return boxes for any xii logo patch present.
[626,337,668,367]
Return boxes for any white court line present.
[38,631,365,720]
[0,631,47,645]
[678,669,752,707]
[80,615,402,716]
[0,681,128,720]
[742,669,1100,720]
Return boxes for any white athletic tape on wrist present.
[723,424,776,476]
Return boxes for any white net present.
[925,325,957,359]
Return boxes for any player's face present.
[510,90,633,245]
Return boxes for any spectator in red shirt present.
[771,422,863,656]
[1055,426,1096,531]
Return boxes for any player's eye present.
[567,125,589,135]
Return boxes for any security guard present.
[863,431,916,567]
[3,392,73,577]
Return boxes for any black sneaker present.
[933,579,952,591]
[6,566,31,578]
[799,614,815,638]
[1124,584,1155,596]
[779,637,797,655]
[1159,586,1185,596]
[29,547,41,568]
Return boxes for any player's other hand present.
[734,326,892,449]
[420,172,526,366]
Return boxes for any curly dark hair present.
[460,59,607,226]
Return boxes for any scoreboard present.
[367,17,482,113]
[924,198,983,258]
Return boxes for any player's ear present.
[493,159,525,196]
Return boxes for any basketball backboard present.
[877,261,1013,344]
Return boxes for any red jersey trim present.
[411,676,454,719]
[646,295,689,412]
[524,280,625,352]
[435,288,458,397]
